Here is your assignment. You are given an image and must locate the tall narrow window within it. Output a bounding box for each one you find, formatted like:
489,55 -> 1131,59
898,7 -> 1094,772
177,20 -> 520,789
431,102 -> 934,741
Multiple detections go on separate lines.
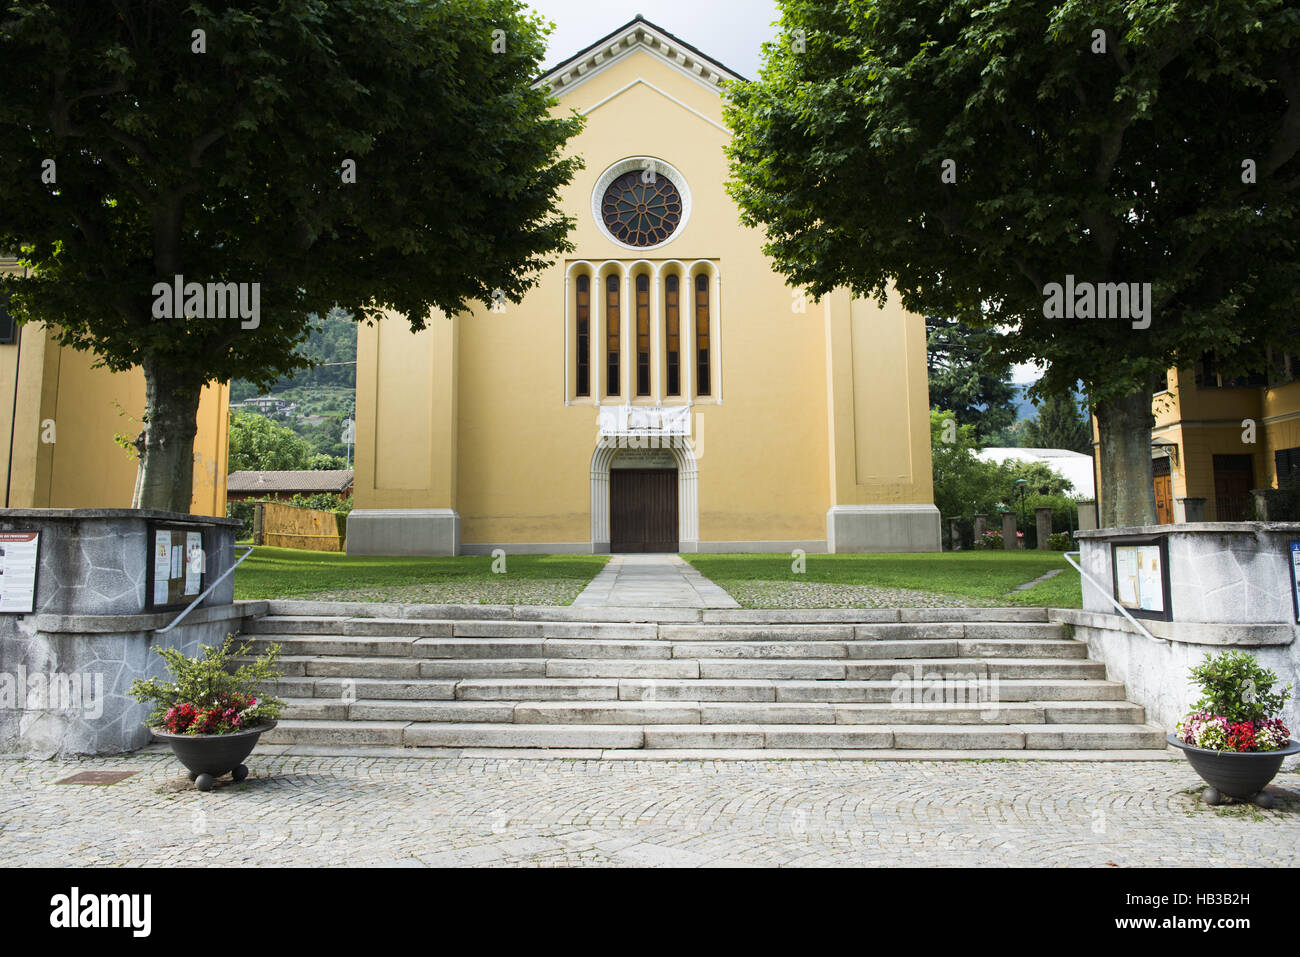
635,275 -> 650,396
575,275 -> 590,397
695,273 -> 710,397
606,274 -> 620,397
665,275 -> 680,396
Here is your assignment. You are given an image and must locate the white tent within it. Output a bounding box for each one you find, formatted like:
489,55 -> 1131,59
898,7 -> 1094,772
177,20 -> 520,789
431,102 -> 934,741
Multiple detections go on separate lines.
975,447 -> 1095,498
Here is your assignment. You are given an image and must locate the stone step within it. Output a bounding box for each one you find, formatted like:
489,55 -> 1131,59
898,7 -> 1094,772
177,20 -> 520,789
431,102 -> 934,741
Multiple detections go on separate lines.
256,603 -> 1054,624
242,635 -> 1086,662
241,619 -> 1067,643
254,653 -> 1104,682
259,719 -> 1164,750
267,674 -> 1131,704
279,697 -> 1145,727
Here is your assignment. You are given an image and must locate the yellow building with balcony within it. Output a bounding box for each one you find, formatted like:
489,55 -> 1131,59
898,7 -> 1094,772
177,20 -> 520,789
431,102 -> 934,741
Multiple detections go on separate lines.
347,17 -> 939,556
1095,354 -> 1300,524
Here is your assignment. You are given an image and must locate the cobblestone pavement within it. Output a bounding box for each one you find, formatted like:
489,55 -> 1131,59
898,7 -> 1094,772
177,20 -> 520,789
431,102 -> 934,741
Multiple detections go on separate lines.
716,579 -> 1011,608
2,754 -> 1297,867
297,578 -> 592,606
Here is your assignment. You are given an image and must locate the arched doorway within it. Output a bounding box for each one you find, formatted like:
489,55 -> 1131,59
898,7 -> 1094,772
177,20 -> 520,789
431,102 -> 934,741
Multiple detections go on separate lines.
590,440 -> 698,553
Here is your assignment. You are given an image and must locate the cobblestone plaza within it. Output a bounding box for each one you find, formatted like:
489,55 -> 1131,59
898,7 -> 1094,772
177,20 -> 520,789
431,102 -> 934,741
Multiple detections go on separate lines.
3,752 -> 1297,867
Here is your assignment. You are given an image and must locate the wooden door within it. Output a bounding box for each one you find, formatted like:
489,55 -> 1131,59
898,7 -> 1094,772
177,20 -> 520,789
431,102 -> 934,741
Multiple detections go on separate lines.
1152,458 -> 1174,525
1213,455 -> 1254,521
610,469 -> 678,553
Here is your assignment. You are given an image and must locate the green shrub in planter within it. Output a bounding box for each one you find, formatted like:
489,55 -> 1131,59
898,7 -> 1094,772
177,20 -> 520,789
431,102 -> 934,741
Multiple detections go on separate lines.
1046,532 -> 1072,551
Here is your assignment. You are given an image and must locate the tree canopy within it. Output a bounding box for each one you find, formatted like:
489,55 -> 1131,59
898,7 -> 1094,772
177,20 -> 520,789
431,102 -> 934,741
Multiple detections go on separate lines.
0,0 -> 582,510
1023,393 -> 1093,454
228,410 -> 312,473
926,315 -> 1019,445
726,0 -> 1300,526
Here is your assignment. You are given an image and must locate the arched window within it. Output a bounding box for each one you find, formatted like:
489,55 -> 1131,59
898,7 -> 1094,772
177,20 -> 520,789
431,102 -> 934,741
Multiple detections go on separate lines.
575,275 -> 590,397
665,275 -> 680,397
606,274 -> 620,397
695,273 -> 710,396
635,274 -> 650,396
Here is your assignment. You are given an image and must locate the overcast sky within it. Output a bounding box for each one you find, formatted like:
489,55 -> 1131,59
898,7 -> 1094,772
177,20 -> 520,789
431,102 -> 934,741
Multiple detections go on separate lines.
527,0 -> 782,79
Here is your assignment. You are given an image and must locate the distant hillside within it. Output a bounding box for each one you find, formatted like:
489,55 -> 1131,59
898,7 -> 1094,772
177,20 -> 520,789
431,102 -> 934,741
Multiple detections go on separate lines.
230,310 -> 357,402
229,310 -> 358,462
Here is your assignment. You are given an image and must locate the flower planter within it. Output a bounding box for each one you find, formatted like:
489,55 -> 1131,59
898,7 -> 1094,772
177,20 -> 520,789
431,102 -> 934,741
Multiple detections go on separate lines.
1166,734 -> 1300,805
151,722 -> 277,791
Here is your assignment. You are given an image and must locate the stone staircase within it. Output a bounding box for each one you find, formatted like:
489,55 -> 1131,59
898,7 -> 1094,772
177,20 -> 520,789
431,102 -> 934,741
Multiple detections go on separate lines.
236,604 -> 1168,758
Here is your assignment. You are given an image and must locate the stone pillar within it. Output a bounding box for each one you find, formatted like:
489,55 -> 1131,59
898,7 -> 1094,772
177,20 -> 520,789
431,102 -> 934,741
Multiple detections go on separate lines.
947,518 -> 962,550
252,502 -> 265,545
1076,499 -> 1097,532
1035,507 -> 1053,549
1177,497 -> 1207,523
973,514 -> 987,541
1001,511 -> 1017,550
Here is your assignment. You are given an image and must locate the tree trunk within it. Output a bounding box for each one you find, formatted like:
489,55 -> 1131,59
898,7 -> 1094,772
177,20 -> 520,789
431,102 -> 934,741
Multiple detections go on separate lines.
132,358 -> 203,513
1096,387 -> 1156,528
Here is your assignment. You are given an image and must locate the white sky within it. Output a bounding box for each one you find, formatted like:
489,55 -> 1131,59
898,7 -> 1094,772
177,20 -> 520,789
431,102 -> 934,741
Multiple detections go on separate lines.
526,0 -> 782,79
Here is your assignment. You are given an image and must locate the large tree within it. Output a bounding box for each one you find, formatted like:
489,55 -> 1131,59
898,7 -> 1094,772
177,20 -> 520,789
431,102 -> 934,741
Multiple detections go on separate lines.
227,410 -> 311,473
1023,392 -> 1093,454
725,0 -> 1300,526
0,0 -> 581,511
926,315 -> 1018,446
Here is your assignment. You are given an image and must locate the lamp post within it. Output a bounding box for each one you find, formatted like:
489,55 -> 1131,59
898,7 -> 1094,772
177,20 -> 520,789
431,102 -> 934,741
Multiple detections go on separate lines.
1015,479 -> 1027,549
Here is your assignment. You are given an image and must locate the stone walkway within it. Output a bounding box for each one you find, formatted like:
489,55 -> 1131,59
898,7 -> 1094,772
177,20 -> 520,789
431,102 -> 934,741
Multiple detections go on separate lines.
572,554 -> 738,608
2,753 -> 1296,866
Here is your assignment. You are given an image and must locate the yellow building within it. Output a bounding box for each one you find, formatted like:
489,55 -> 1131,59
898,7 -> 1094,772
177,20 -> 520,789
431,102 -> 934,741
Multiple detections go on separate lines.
0,257 -> 229,515
1093,354 -> 1300,523
349,17 -> 938,556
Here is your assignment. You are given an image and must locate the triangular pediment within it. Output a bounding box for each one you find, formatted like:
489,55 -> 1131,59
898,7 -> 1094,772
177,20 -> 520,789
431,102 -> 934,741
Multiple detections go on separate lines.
536,15 -> 745,98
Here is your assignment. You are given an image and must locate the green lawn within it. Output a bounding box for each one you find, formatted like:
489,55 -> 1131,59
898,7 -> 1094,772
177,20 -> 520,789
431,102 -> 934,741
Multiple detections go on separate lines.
233,547 -> 608,603
683,552 -> 1082,608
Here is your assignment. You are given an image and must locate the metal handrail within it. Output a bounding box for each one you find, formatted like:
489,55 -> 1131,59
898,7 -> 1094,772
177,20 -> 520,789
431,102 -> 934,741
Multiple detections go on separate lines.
154,545 -> 254,634
1062,550 -> 1166,645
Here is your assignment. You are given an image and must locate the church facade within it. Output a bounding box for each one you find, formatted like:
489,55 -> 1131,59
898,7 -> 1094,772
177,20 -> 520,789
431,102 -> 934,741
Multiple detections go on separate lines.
347,17 -> 939,556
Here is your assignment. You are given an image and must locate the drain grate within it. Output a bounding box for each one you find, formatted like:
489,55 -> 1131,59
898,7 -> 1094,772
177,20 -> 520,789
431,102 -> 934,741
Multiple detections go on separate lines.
54,770 -> 138,786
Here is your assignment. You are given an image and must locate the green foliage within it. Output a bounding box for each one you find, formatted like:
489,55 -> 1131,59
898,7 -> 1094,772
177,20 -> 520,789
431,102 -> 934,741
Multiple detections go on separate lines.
973,529 -> 1004,550
128,635 -> 284,732
1188,651 -> 1292,725
725,0 -> 1300,402
228,410 -> 312,472
307,453 -> 348,471
926,316 -> 1019,445
932,411 -> 1078,522
0,0 -> 583,507
725,0 -> 1300,524
288,493 -> 353,514
1023,393 -> 1093,454
226,500 -> 257,540
1046,532 -> 1073,551
931,410 -> 999,518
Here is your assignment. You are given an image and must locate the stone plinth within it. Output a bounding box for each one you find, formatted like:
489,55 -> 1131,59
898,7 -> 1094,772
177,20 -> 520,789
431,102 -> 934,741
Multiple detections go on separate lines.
825,505 -> 941,553
0,509 -> 244,757
1070,523 -> 1300,761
